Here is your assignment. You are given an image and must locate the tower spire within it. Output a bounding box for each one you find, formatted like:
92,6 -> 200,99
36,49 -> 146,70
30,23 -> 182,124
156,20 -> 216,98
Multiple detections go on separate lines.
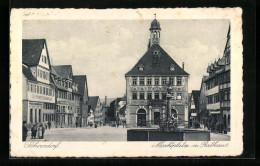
154,13 -> 156,19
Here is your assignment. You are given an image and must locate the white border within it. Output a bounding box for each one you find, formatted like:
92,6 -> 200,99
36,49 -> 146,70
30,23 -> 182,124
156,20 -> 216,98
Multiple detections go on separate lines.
10,8 -> 243,157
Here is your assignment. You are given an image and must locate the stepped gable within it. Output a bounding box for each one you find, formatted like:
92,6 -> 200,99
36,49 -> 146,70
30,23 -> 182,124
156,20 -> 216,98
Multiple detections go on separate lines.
125,44 -> 189,76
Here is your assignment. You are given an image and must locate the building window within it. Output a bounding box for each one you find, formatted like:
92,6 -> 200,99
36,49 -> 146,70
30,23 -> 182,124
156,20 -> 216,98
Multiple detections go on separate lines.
171,92 -> 175,99
170,77 -> 174,85
39,109 -> 41,122
35,109 -> 37,123
177,77 -> 182,86
224,91 -> 228,100
147,78 -> 152,85
132,77 -> 137,85
42,56 -> 44,62
177,92 -> 182,100
132,92 -> 137,100
147,92 -> 152,100
162,92 -> 167,100
43,87 -> 45,95
44,56 -> 47,63
155,78 -> 159,85
139,77 -> 144,85
46,88 -> 49,95
30,109 -> 33,123
37,86 -> 39,93
162,78 -> 167,85
139,92 -> 144,100
155,92 -> 159,99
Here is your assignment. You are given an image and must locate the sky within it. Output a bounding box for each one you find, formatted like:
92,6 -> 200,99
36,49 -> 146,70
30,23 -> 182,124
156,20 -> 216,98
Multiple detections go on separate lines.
23,19 -> 229,98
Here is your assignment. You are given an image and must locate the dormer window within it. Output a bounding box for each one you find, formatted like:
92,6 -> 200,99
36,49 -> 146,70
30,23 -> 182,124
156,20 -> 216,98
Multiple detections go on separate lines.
170,64 -> 175,71
138,64 -> 144,71
153,50 -> 159,55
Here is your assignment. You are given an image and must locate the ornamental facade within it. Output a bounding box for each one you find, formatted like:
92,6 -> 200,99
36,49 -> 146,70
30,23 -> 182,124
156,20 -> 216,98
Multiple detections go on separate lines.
125,17 -> 190,128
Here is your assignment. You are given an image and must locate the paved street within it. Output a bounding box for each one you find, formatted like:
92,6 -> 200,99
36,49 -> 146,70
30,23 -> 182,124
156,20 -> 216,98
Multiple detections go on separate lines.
26,126 -> 230,141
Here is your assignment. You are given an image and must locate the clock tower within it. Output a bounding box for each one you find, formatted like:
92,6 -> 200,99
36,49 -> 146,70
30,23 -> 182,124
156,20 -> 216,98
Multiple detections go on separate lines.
148,14 -> 161,48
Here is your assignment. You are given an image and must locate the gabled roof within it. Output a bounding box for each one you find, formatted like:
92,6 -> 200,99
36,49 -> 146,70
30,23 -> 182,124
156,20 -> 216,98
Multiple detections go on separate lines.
52,65 -> 73,79
73,75 -> 87,96
125,44 -> 189,76
22,65 -> 37,81
88,96 -> 99,110
191,90 -> 200,109
121,95 -> 126,101
119,105 -> 126,115
22,39 -> 46,66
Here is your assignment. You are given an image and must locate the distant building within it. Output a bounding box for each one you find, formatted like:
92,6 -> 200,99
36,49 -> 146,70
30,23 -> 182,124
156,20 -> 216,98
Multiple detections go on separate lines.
197,76 -> 208,128
107,96 -> 126,123
73,75 -> 89,126
51,65 -> 82,127
125,16 -> 189,128
88,96 -> 102,126
204,25 -> 230,132
22,39 -> 56,127
189,90 -> 200,127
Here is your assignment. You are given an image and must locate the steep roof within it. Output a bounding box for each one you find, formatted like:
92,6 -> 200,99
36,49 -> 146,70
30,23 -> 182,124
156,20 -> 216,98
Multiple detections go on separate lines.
88,96 -> 99,110
191,90 -> 200,109
52,65 -> 73,79
119,105 -> 126,115
22,65 -> 37,81
125,44 -> 189,76
73,75 -> 87,96
22,39 -> 46,66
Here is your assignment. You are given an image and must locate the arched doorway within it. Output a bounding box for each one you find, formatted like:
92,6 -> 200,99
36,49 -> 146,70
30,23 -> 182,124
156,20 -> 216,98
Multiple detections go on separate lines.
137,109 -> 146,127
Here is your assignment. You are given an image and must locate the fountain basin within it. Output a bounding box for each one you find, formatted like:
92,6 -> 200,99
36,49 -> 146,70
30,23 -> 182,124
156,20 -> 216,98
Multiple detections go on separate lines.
127,129 -> 210,141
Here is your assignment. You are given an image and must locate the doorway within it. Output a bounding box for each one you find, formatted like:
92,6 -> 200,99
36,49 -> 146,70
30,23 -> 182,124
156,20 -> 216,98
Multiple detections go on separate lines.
154,112 -> 160,125
137,109 -> 146,127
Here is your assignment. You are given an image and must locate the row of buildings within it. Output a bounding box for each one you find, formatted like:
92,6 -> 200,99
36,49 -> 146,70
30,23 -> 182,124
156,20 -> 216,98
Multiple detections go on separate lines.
22,39 -> 104,128
188,25 -> 231,133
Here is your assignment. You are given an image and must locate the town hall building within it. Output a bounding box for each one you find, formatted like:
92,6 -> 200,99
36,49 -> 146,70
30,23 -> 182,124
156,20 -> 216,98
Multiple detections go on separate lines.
125,16 -> 190,128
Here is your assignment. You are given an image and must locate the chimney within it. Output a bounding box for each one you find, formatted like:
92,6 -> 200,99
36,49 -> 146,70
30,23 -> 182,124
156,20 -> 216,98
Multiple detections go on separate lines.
182,62 -> 184,70
105,96 -> 107,105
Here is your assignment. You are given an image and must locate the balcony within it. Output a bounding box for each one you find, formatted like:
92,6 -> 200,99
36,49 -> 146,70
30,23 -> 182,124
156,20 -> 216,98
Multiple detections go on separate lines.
220,101 -> 230,108
205,86 -> 219,96
207,102 -> 220,110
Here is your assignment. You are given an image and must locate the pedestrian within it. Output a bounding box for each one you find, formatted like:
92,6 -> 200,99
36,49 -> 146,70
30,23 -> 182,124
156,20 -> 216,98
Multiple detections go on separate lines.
45,123 -> 48,130
22,121 -> 28,141
41,124 -> 45,139
48,120 -> 51,130
38,124 -> 42,139
76,121 -> 78,128
31,124 -> 37,139
122,121 -> 125,128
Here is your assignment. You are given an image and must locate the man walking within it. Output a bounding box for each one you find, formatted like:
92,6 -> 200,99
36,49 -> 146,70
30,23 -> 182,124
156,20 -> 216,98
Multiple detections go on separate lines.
42,123 -> 45,139
48,120 -> 51,130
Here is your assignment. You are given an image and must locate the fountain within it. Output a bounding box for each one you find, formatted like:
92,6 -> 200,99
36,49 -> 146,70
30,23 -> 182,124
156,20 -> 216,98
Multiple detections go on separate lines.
127,82 -> 210,141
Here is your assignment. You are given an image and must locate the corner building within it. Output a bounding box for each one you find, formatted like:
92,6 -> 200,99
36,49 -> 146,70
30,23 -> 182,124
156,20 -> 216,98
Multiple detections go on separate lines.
125,18 -> 189,128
